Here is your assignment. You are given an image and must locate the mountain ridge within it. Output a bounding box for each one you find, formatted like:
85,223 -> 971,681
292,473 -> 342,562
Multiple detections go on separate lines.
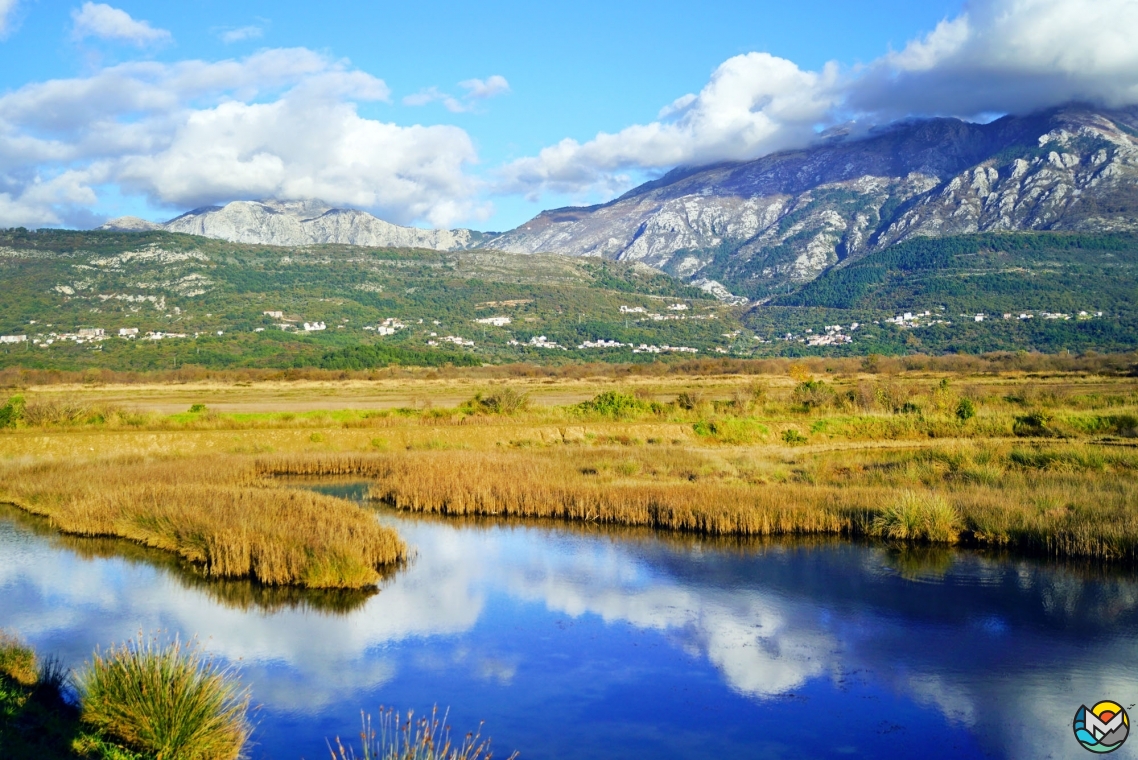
100,199 -> 492,251
484,105 -> 1138,299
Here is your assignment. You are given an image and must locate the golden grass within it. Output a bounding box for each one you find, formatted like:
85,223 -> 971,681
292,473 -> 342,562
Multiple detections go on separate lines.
0,631 -> 38,688
260,439 -> 1138,562
2,370 -> 1138,577
0,457 -> 405,588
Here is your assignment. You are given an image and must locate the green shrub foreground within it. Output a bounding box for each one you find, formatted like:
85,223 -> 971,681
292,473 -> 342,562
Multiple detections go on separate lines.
78,636 -> 250,760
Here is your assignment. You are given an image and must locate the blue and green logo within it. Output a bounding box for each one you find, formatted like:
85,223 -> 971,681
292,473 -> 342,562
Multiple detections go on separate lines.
1074,701 -> 1129,753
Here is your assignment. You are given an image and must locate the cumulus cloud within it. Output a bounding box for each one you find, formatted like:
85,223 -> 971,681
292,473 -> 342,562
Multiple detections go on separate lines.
0,48 -> 485,227
502,0 -> 1138,198
500,53 -> 837,198
218,25 -> 263,44
403,75 -> 510,113
71,2 -> 171,46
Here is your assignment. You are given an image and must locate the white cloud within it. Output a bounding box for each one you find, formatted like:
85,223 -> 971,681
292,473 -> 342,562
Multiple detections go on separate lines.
499,53 -> 837,197
404,75 -> 510,114
218,25 -> 263,44
502,0 -> 1138,198
71,2 -> 171,45
459,75 -> 510,100
0,0 -> 18,38
0,49 -> 485,228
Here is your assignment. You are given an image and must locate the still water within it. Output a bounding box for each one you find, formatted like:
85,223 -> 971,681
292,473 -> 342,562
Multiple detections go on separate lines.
2,484 -> 1136,759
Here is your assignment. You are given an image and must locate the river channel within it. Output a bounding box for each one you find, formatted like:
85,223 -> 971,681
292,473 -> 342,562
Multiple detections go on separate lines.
2,482 -> 1136,759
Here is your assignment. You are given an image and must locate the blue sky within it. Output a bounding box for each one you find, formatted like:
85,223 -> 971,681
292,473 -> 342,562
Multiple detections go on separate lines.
0,0 -> 1133,231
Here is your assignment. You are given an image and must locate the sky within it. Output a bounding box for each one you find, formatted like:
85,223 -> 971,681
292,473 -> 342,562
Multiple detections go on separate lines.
0,0 -> 1136,232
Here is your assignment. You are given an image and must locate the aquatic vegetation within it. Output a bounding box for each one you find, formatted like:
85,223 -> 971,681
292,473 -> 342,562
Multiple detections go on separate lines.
78,635 -> 250,760
329,705 -> 517,760
872,491 -> 960,543
261,439 -> 1138,562
0,457 -> 406,588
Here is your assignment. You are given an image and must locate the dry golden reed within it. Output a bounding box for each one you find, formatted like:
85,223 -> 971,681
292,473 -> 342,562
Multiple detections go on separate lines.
259,441 -> 1138,563
0,457 -> 405,588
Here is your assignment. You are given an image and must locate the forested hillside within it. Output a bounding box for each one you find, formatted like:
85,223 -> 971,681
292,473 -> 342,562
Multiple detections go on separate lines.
0,228 -> 1134,370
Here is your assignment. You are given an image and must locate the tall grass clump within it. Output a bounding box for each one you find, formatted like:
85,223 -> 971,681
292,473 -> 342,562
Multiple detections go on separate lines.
329,705 -> 517,760
78,635 -> 250,760
872,491 -> 960,543
0,630 -> 38,687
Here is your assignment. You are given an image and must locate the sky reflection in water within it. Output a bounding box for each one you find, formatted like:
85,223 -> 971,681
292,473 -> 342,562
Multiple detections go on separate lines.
2,488 -> 1137,759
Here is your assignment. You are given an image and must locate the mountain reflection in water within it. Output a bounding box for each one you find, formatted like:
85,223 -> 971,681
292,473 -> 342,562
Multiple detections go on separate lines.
2,487 -> 1137,760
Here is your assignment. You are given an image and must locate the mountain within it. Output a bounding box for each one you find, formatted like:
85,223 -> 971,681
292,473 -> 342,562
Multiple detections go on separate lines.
485,106 -> 1138,300
99,199 -> 493,251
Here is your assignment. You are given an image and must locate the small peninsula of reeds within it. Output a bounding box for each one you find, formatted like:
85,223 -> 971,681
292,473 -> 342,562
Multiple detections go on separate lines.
0,457 -> 405,589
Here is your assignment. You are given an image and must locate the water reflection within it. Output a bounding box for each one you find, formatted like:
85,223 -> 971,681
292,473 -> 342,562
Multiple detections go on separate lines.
3,491 -> 1138,759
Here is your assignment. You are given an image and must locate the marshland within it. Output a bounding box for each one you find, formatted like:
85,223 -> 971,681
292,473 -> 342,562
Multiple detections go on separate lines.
3,356 -> 1138,758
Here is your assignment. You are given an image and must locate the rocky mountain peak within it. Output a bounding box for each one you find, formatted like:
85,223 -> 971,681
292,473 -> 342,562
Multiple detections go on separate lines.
100,199 -> 489,251
484,104 -> 1138,301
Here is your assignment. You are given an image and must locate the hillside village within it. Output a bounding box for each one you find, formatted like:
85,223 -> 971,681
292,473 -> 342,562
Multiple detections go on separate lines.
0,300 -> 1110,360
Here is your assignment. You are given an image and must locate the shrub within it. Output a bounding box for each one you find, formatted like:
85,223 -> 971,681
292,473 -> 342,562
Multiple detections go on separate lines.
872,491 -> 960,543
463,388 -> 529,415
577,391 -> 647,419
792,380 -> 835,410
955,398 -> 976,422
692,417 -> 768,445
329,705 -> 517,760
1013,409 -> 1063,437
188,404 -> 207,413
675,391 -> 703,411
0,395 -> 25,428
781,429 -> 809,446
78,635 -> 250,760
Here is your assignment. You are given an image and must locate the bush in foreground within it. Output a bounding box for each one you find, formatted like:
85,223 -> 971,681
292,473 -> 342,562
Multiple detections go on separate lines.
78,635 -> 250,760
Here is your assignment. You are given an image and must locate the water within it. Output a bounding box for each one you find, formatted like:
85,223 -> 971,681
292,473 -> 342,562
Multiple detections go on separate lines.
3,485 -> 1137,759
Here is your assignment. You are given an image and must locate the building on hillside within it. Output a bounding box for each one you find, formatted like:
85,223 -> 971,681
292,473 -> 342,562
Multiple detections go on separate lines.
119,327 -> 139,337
303,322 -> 326,332
0,335 -> 27,344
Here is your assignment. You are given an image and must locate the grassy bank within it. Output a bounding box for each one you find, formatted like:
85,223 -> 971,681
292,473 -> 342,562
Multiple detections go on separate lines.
0,458 -> 405,588
259,438 -> 1138,562
1,367 -> 1137,570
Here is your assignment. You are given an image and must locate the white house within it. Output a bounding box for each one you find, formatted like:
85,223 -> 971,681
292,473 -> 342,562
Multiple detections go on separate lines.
303,322 -> 326,332
119,327 -> 139,337
0,335 -> 27,344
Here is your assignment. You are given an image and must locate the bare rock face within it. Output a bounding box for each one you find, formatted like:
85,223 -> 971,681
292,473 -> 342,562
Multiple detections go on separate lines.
484,106 -> 1138,299
100,199 -> 488,251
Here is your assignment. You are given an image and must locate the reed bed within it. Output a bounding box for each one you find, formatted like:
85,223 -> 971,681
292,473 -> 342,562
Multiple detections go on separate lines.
0,457 -> 406,588
259,440 -> 1138,562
